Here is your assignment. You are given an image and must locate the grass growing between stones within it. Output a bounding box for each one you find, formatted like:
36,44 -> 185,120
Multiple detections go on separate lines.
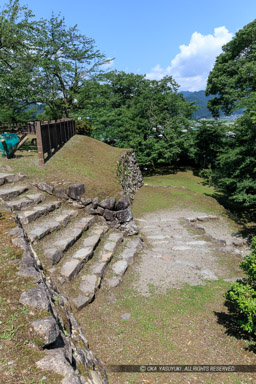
0,211 -> 63,384
0,135 -> 127,199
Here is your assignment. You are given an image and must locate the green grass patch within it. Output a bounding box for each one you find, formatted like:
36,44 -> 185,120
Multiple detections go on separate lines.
144,170 -> 215,196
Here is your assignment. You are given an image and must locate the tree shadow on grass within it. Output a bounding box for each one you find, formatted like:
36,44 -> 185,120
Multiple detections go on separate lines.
142,165 -> 193,177
214,310 -> 256,352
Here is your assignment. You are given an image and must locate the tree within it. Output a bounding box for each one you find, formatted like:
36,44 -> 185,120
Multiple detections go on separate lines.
74,71 -> 196,168
0,0 -> 108,119
205,19 -> 256,210
206,19 -> 256,118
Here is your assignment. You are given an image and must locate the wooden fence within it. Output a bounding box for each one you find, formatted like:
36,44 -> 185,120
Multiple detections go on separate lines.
36,119 -> 76,164
0,121 -> 37,134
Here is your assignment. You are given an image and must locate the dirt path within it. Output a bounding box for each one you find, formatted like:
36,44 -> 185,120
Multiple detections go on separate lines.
134,209 -> 249,295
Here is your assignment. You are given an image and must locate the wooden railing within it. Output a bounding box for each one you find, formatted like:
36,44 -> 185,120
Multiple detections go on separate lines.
36,119 -> 76,164
0,121 -> 37,134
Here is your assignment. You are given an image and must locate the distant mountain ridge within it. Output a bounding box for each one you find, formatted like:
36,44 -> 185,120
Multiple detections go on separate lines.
181,90 -> 218,119
181,90 -> 243,120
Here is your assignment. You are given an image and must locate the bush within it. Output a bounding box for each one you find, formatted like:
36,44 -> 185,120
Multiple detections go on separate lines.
224,238 -> 256,337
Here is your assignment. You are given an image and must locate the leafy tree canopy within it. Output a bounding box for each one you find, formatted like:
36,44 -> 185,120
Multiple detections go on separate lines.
0,0 -> 108,119
206,19 -> 256,118
73,71 -> 197,167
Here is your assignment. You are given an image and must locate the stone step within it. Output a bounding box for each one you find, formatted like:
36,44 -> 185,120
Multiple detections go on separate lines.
60,224 -> 109,281
71,231 -> 124,310
105,236 -> 143,288
27,209 -> 78,243
0,172 -> 26,186
43,215 -> 96,265
4,192 -> 46,211
18,201 -> 62,224
0,185 -> 29,200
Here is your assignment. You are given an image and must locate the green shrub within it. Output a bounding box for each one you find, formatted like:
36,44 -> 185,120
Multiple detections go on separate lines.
224,237 -> 256,337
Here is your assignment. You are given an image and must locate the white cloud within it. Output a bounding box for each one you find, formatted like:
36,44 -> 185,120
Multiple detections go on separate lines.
146,27 -> 233,91
101,58 -> 115,70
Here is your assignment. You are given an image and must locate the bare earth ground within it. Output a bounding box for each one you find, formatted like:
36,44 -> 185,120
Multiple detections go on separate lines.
77,180 -> 256,384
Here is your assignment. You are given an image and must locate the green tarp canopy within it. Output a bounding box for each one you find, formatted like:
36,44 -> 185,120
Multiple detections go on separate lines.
0,133 -> 20,157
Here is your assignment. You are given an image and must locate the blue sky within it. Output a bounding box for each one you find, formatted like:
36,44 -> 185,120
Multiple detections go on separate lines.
3,0 -> 256,91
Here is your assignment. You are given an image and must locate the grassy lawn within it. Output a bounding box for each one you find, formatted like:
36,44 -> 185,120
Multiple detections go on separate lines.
0,135 -> 127,199
133,170 -> 225,218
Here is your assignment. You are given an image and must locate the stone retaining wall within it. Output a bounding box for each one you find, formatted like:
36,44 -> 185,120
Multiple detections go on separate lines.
117,149 -> 144,200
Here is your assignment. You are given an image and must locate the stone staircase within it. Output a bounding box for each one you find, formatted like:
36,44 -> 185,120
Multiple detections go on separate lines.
0,171 -> 142,312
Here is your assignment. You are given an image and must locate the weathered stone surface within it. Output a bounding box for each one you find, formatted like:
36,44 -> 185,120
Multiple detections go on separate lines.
68,184 -> 85,200
96,206 -> 104,215
54,188 -> 69,199
98,197 -> 116,210
83,234 -> 101,248
0,185 -> 29,200
116,207 -> 133,223
19,250 -> 36,268
121,248 -> 137,265
72,295 -> 91,310
112,260 -> 128,275
32,316 -> 59,346
106,277 -> 120,288
36,349 -> 82,384
103,209 -> 115,221
80,197 -> 92,206
120,219 -> 138,235
35,182 -> 54,194
61,259 -> 82,280
197,215 -> 218,221
92,197 -> 99,209
172,245 -> 192,251
73,247 -> 93,260
19,284 -> 50,311
18,267 -> 40,282
90,262 -> 105,276
18,201 -> 61,224
115,197 -> 130,211
44,248 -> 63,265
121,313 -> 131,321
28,223 -> 60,242
8,226 -> 23,237
80,274 -> 100,296
101,252 -> 112,263
117,150 -> 144,200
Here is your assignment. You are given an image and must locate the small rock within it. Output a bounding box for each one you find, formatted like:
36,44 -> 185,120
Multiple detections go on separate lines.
121,313 -> 131,321
54,188 -> 69,199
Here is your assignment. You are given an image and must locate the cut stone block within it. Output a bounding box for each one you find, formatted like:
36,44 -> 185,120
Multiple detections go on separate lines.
44,248 -> 63,265
68,184 -> 85,199
61,259 -> 82,280
79,274 -> 100,296
18,201 -> 61,224
0,185 -> 29,200
28,222 -> 61,242
112,260 -> 128,276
